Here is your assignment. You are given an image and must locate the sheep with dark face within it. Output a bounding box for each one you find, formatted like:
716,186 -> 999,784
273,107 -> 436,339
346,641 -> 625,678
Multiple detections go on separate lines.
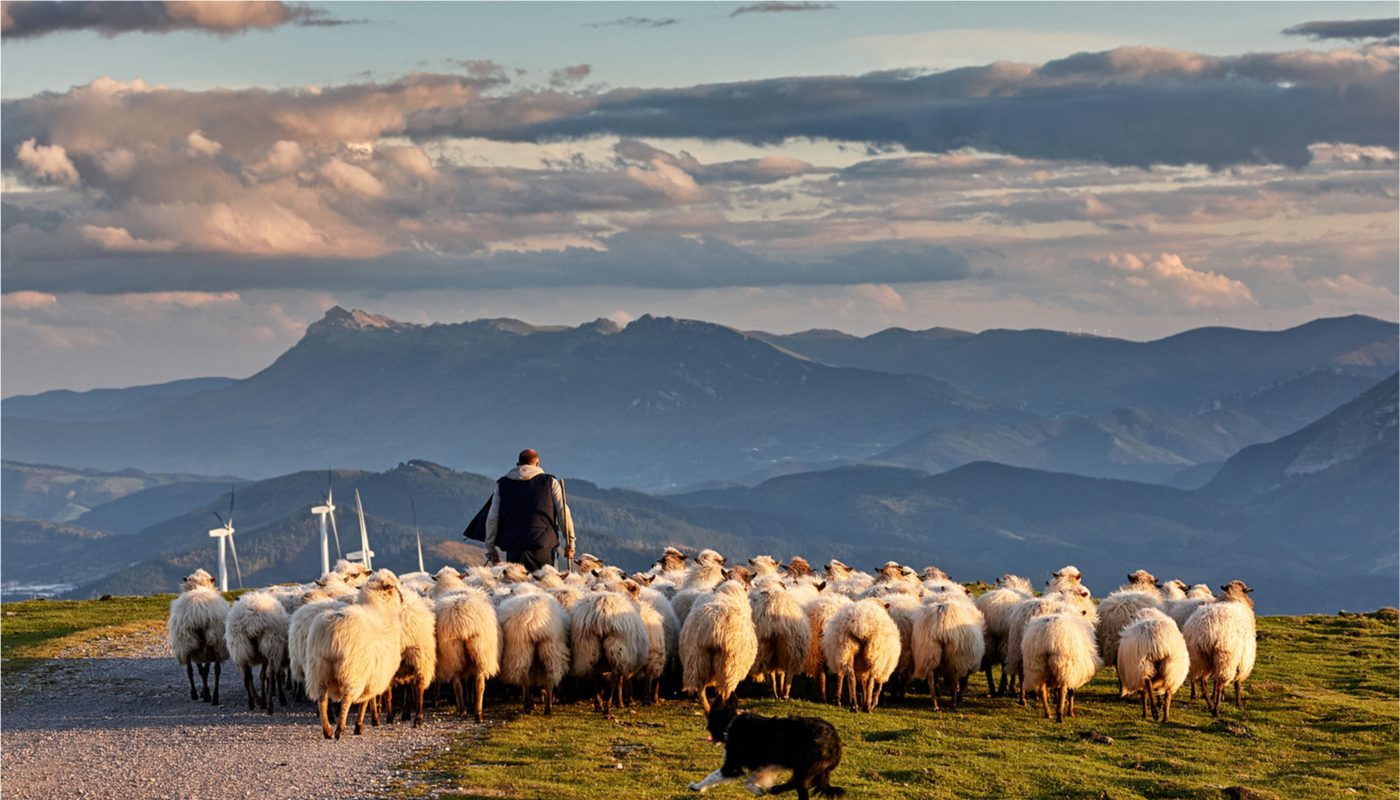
1184,580 -> 1257,717
167,569 -> 230,705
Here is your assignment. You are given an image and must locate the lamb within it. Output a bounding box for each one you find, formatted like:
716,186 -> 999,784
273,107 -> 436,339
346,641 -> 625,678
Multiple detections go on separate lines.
1096,570 -> 1164,687
167,569 -> 230,705
334,559 -> 373,587
680,580 -> 758,712
1021,610 -> 1102,723
823,598 -> 901,713
497,591 -> 571,713
304,569 -> 406,739
1117,607 -> 1189,723
803,592 -> 852,703
974,574 -> 1034,696
224,590 -> 290,713
912,595 -> 986,710
384,588 -> 437,727
434,587 -> 501,722
1183,580 -> 1257,717
748,582 -> 811,700
570,585 -> 651,716
574,552 -> 605,575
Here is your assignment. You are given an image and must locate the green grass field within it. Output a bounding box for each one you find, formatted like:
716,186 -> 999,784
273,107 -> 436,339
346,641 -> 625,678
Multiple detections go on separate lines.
2,599 -> 1394,800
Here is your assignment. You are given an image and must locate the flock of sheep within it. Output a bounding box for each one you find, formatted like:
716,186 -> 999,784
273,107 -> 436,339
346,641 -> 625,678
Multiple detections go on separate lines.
166,547 -> 1257,739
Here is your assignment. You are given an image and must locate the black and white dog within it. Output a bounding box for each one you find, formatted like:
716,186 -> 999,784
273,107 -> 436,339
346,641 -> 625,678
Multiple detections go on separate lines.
689,703 -> 845,799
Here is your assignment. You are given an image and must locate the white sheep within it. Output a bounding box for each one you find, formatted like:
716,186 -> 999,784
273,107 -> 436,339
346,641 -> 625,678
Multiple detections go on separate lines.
912,595 -> 986,710
225,590 -> 290,714
680,579 -> 757,713
671,550 -> 727,627
399,571 -> 435,597
1167,583 -> 1216,631
430,566 -> 469,598
497,591 -> 570,713
305,569 -> 406,739
1004,587 -> 1095,705
1184,580 -> 1257,717
974,574 -> 1033,696
167,569 -> 230,705
823,597 -> 901,713
803,592 -> 852,704
384,588 -> 437,727
1117,607 -> 1190,723
881,593 -> 922,700
570,585 -> 650,716
1046,565 -> 1083,593
1096,569 -> 1164,687
1021,610 -> 1102,723
748,582 -> 811,700
287,588 -> 343,692
435,587 -> 501,722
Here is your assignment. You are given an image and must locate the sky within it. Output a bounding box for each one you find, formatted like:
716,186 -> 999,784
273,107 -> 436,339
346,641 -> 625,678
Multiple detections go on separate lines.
2,1 -> 1397,395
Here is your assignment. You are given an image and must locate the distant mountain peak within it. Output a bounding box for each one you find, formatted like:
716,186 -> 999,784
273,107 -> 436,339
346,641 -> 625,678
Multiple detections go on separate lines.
309,306 -> 408,335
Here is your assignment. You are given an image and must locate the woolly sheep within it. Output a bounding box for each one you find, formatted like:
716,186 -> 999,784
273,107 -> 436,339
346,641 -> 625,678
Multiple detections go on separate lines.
747,555 -> 782,577
1184,580 -> 1257,716
680,580 -> 757,713
671,550 -> 727,627
630,585 -> 671,704
1046,565 -> 1083,593
167,569 -> 230,705
1005,590 -> 1094,705
881,593 -> 922,698
225,590 -> 290,714
974,574 -> 1033,696
384,588 -> 437,727
823,597 -> 901,713
913,594 -> 986,710
570,586 -> 650,716
430,566 -> 469,598
1117,607 -> 1189,723
305,569 -> 406,739
497,592 -> 570,713
1021,610 -> 1102,723
288,589 -> 343,690
803,592 -> 853,703
1096,569 -> 1164,687
435,587 -> 501,722
748,582 -> 811,700
399,571 -> 435,597
1167,583 -> 1215,630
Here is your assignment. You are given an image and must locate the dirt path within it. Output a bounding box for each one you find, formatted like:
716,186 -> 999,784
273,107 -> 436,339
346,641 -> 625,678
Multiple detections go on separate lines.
1,626 -> 464,800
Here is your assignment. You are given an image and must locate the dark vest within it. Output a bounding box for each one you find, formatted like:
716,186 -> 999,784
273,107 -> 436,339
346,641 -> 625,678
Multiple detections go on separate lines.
495,473 -> 559,552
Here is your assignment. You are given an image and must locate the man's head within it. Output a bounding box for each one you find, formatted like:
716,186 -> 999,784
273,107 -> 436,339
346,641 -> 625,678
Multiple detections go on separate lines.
517,448 -> 540,466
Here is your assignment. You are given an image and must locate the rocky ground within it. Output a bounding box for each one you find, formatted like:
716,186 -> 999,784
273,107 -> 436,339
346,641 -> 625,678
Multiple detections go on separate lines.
1,625 -> 465,800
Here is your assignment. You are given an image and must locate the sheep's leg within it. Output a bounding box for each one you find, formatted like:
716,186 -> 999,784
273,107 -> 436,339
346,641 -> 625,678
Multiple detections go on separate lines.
544,685 -> 555,715
212,660 -> 221,705
929,673 -> 940,711
196,663 -> 211,701
1210,679 -> 1223,717
368,696 -> 381,727
186,662 -> 199,700
432,680 -> 443,709
951,675 -> 962,709
277,670 -> 288,706
383,686 -> 395,726
259,664 -> 275,715
816,671 -> 827,704
335,696 -> 352,740
1054,686 -> 1066,724
1039,685 -> 1051,719
474,674 -> 486,723
1233,680 -> 1243,711
354,700 -> 371,735
243,665 -> 257,710
451,678 -> 465,717
318,692 -> 334,739
521,685 -> 533,713
1067,688 -> 1077,717
829,672 -> 842,706
1142,678 -> 1156,720
984,662 -> 996,697
698,684 -> 711,714
1162,689 -> 1173,723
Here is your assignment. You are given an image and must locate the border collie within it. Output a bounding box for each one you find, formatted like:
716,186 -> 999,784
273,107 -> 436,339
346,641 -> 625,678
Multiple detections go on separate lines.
689,704 -> 845,799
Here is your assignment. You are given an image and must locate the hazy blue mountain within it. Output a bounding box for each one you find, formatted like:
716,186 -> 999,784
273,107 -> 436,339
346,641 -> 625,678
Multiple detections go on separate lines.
1,309 -> 1009,491
1,460 -> 241,523
755,315 -> 1397,416
1,517 -> 114,590
1,377 -> 234,422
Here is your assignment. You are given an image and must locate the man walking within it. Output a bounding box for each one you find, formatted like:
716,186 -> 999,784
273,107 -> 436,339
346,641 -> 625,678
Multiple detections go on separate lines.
484,448 -> 575,570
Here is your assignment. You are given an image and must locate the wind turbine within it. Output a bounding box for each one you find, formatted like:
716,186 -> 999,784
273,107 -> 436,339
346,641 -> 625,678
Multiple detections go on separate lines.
410,494 -> 425,574
347,489 -> 374,569
208,488 -> 243,593
310,474 -> 341,576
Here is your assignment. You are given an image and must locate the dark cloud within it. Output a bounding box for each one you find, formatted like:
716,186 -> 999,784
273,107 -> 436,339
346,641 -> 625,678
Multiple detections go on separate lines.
730,2 -> 835,17
585,16 -> 678,29
1,232 -> 971,294
1282,18 -> 1399,41
0,1 -> 354,40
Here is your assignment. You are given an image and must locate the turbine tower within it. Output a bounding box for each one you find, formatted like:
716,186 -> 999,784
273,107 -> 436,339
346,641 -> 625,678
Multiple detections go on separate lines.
347,488 -> 374,569
207,488 -> 243,593
310,475 -> 341,576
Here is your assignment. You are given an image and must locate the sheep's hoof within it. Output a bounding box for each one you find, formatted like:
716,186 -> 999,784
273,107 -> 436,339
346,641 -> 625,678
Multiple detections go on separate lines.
354,724 -> 363,735
412,717 -> 421,728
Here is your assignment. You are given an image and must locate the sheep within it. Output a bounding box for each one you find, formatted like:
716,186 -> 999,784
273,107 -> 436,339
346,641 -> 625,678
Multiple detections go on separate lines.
680,580 -> 758,713
881,593 -> 922,699
1004,589 -> 1094,705
574,552 -> 605,575
1096,570 -> 1165,687
430,566 -> 469,598
823,598 -> 901,713
383,588 -> 437,727
305,569 -> 406,739
570,585 -> 651,716
334,559 -> 373,587
1117,607 -> 1190,723
315,571 -> 357,601
532,564 -> 566,588
225,590 -> 290,714
1167,583 -> 1216,631
434,587 -> 501,722
498,562 -> 531,584
497,591 -> 571,713
974,574 -> 1034,696
399,571 -> 435,598
1046,565 -> 1083,593
803,592 -> 852,704
824,559 -> 874,598
1021,610 -> 1102,723
912,595 -> 986,710
1184,580 -> 1257,717
671,549 -> 728,627
748,555 -> 782,577
288,589 -> 344,692
629,584 -> 672,704
1161,579 -> 1188,602
922,566 -> 950,582
748,582 -> 811,700
167,569 -> 230,705
785,556 -> 815,579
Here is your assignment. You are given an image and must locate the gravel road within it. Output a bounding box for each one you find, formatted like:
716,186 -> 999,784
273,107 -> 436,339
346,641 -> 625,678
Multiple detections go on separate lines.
1,625 -> 465,800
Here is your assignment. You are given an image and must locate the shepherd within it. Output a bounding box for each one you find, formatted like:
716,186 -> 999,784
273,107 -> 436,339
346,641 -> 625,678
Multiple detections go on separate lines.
483,448 -> 576,571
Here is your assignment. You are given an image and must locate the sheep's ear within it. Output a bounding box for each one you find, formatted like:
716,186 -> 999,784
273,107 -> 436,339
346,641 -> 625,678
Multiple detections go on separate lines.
1244,587 -> 1254,593
815,581 -> 827,592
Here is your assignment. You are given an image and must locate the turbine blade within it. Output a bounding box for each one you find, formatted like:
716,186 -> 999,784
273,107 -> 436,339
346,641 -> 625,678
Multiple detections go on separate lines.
228,486 -> 236,526
416,530 -> 425,574
329,507 -> 342,558
212,510 -> 226,527
228,534 -> 243,589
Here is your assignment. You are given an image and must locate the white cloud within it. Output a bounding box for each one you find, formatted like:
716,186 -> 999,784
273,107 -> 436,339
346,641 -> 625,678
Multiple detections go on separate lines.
186,129 -> 223,158
1,290 -> 58,310
14,138 -> 79,184
1104,252 -> 1257,310
80,225 -> 177,253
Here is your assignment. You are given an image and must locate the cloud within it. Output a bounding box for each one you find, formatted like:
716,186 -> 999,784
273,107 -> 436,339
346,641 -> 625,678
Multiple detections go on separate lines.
585,16 -> 678,29
0,1 -> 355,40
1,290 -> 57,310
109,290 -> 242,310
14,138 -> 79,184
549,64 -> 592,89
1282,18 -> 1399,41
79,224 -> 176,253
185,129 -> 222,158
1103,252 -> 1256,311
730,2 -> 834,17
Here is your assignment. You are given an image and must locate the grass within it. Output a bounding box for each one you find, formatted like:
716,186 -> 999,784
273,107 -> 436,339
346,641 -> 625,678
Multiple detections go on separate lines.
1,597 -> 1393,800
